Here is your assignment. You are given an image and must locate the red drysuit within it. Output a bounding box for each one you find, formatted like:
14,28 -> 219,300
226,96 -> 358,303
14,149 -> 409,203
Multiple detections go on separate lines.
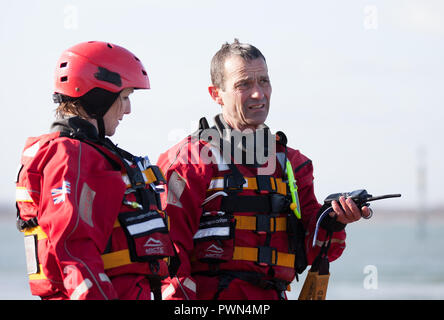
158,115 -> 346,300
16,117 -> 175,299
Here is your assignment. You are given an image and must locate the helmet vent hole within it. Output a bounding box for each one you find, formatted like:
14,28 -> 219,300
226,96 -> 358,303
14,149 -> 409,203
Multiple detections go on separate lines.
134,56 -> 140,62
60,62 -> 68,68
60,76 -> 68,82
142,70 -> 147,76
107,43 -> 113,49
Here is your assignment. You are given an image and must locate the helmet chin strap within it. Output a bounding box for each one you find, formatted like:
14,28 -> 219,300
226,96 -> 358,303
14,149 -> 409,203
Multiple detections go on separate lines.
53,88 -> 120,139
96,116 -> 106,140
78,88 -> 121,140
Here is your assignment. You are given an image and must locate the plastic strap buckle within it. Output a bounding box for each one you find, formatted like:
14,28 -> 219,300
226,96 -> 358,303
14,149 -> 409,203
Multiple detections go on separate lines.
255,215 -> 276,234
150,166 -> 166,184
256,175 -> 276,194
224,174 -> 244,191
256,246 -> 277,266
127,166 -> 146,189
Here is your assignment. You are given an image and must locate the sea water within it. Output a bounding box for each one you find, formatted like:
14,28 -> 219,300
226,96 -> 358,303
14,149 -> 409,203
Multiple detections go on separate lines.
289,216 -> 444,300
1,214 -> 443,300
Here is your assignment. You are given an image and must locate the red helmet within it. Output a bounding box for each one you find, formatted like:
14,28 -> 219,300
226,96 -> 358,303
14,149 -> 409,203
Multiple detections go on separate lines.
54,41 -> 150,98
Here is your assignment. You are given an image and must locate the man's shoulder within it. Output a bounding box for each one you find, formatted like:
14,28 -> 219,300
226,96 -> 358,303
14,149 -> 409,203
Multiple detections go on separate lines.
283,145 -> 315,184
157,132 -> 212,172
285,145 -> 311,165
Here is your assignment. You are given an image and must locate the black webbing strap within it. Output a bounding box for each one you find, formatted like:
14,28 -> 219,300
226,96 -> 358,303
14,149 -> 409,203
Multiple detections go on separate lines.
148,277 -> 162,300
311,228 -> 333,275
220,194 -> 289,214
225,163 -> 246,189
293,159 -> 312,174
195,270 -> 288,300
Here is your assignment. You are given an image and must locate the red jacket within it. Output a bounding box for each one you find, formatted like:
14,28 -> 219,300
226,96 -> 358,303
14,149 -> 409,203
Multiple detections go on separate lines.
16,117 -> 175,299
157,115 -> 346,300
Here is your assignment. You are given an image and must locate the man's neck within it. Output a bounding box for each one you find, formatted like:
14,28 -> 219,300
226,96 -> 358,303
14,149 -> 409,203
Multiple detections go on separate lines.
221,114 -> 262,132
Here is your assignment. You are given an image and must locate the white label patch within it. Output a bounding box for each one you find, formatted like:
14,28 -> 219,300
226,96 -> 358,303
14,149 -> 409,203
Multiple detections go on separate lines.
126,218 -> 165,236
193,227 -> 230,240
166,171 -> 186,208
24,235 -> 38,274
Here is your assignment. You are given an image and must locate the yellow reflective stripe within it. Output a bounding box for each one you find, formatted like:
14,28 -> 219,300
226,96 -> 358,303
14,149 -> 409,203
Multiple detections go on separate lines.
28,264 -> 47,281
208,177 -> 287,195
122,167 -> 163,189
24,226 -> 48,240
234,216 -> 287,232
101,249 -> 131,270
232,246 -> 295,268
16,187 -> 34,203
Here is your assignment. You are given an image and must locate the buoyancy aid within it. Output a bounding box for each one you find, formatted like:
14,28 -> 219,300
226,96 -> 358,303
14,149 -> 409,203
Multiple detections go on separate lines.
189,117 -> 309,292
16,117 -> 178,299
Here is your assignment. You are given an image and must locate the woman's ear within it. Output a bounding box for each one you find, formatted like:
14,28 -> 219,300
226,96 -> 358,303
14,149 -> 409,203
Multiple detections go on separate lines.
208,85 -> 223,105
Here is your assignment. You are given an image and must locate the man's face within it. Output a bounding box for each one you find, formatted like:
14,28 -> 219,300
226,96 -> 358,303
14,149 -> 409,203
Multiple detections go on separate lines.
210,56 -> 272,131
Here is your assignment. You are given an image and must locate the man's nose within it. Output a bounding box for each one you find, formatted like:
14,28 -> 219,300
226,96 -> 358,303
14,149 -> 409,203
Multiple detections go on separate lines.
251,82 -> 264,99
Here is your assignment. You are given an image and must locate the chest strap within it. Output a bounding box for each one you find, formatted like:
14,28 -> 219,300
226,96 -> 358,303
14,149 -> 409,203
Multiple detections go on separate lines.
121,166 -> 165,189
234,215 -> 287,233
233,246 -> 295,268
208,176 -> 287,195
220,194 -> 289,214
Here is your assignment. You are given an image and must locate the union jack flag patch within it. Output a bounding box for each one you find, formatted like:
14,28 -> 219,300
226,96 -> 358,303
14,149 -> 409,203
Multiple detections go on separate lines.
51,181 -> 71,204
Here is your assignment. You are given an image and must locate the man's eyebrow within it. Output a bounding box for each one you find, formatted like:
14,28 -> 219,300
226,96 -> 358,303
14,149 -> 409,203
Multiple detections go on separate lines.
234,77 -> 251,84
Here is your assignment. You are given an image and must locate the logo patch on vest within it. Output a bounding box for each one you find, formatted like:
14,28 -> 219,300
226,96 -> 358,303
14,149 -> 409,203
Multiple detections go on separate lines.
204,243 -> 224,259
143,237 -> 164,255
144,237 -> 162,247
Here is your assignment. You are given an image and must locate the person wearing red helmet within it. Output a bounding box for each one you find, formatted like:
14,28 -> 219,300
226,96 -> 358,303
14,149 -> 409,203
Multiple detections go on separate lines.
16,41 -> 178,300
157,39 -> 371,300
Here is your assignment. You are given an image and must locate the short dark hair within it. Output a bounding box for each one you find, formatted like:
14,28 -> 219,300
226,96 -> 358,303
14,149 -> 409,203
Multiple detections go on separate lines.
210,39 -> 266,90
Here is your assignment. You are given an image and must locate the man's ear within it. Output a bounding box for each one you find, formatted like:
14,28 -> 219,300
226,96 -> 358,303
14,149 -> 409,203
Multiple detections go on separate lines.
208,85 -> 224,105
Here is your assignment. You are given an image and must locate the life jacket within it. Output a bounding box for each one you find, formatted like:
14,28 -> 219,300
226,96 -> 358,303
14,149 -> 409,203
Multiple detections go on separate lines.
189,118 -> 308,292
16,129 -> 179,298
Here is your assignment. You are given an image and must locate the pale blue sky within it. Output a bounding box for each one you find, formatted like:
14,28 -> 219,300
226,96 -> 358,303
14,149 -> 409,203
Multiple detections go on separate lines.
1,0 -> 443,210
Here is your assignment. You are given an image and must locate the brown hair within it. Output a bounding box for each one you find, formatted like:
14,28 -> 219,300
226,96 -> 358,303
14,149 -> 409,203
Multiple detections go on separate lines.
210,39 -> 266,90
55,100 -> 89,119
54,88 -> 120,119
